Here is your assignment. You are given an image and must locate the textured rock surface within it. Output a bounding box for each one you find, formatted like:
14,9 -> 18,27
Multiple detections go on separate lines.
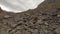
0,0 -> 60,34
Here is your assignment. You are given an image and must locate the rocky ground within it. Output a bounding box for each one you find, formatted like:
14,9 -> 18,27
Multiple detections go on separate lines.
0,0 -> 60,34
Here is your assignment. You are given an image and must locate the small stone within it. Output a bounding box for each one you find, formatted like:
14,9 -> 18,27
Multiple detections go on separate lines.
4,15 -> 11,18
57,15 -> 60,17
45,22 -> 49,25
55,27 -> 60,34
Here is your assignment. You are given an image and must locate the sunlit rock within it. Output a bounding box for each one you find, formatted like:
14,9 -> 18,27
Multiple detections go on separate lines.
0,0 -> 44,13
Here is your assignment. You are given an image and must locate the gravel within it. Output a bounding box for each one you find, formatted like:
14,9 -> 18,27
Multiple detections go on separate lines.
0,0 -> 60,34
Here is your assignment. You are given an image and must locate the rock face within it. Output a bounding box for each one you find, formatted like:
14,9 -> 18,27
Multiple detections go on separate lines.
0,0 -> 60,34
0,0 -> 44,13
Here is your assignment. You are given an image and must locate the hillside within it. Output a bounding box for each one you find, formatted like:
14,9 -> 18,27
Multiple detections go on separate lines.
0,0 -> 60,34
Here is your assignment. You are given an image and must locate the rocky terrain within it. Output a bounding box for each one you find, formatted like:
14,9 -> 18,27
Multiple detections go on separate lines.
0,0 -> 60,34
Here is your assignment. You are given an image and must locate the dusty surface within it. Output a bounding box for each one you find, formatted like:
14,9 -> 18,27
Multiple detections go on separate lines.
0,0 -> 60,34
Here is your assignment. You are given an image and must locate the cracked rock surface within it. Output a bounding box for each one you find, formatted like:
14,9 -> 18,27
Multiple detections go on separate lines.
0,0 -> 60,34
